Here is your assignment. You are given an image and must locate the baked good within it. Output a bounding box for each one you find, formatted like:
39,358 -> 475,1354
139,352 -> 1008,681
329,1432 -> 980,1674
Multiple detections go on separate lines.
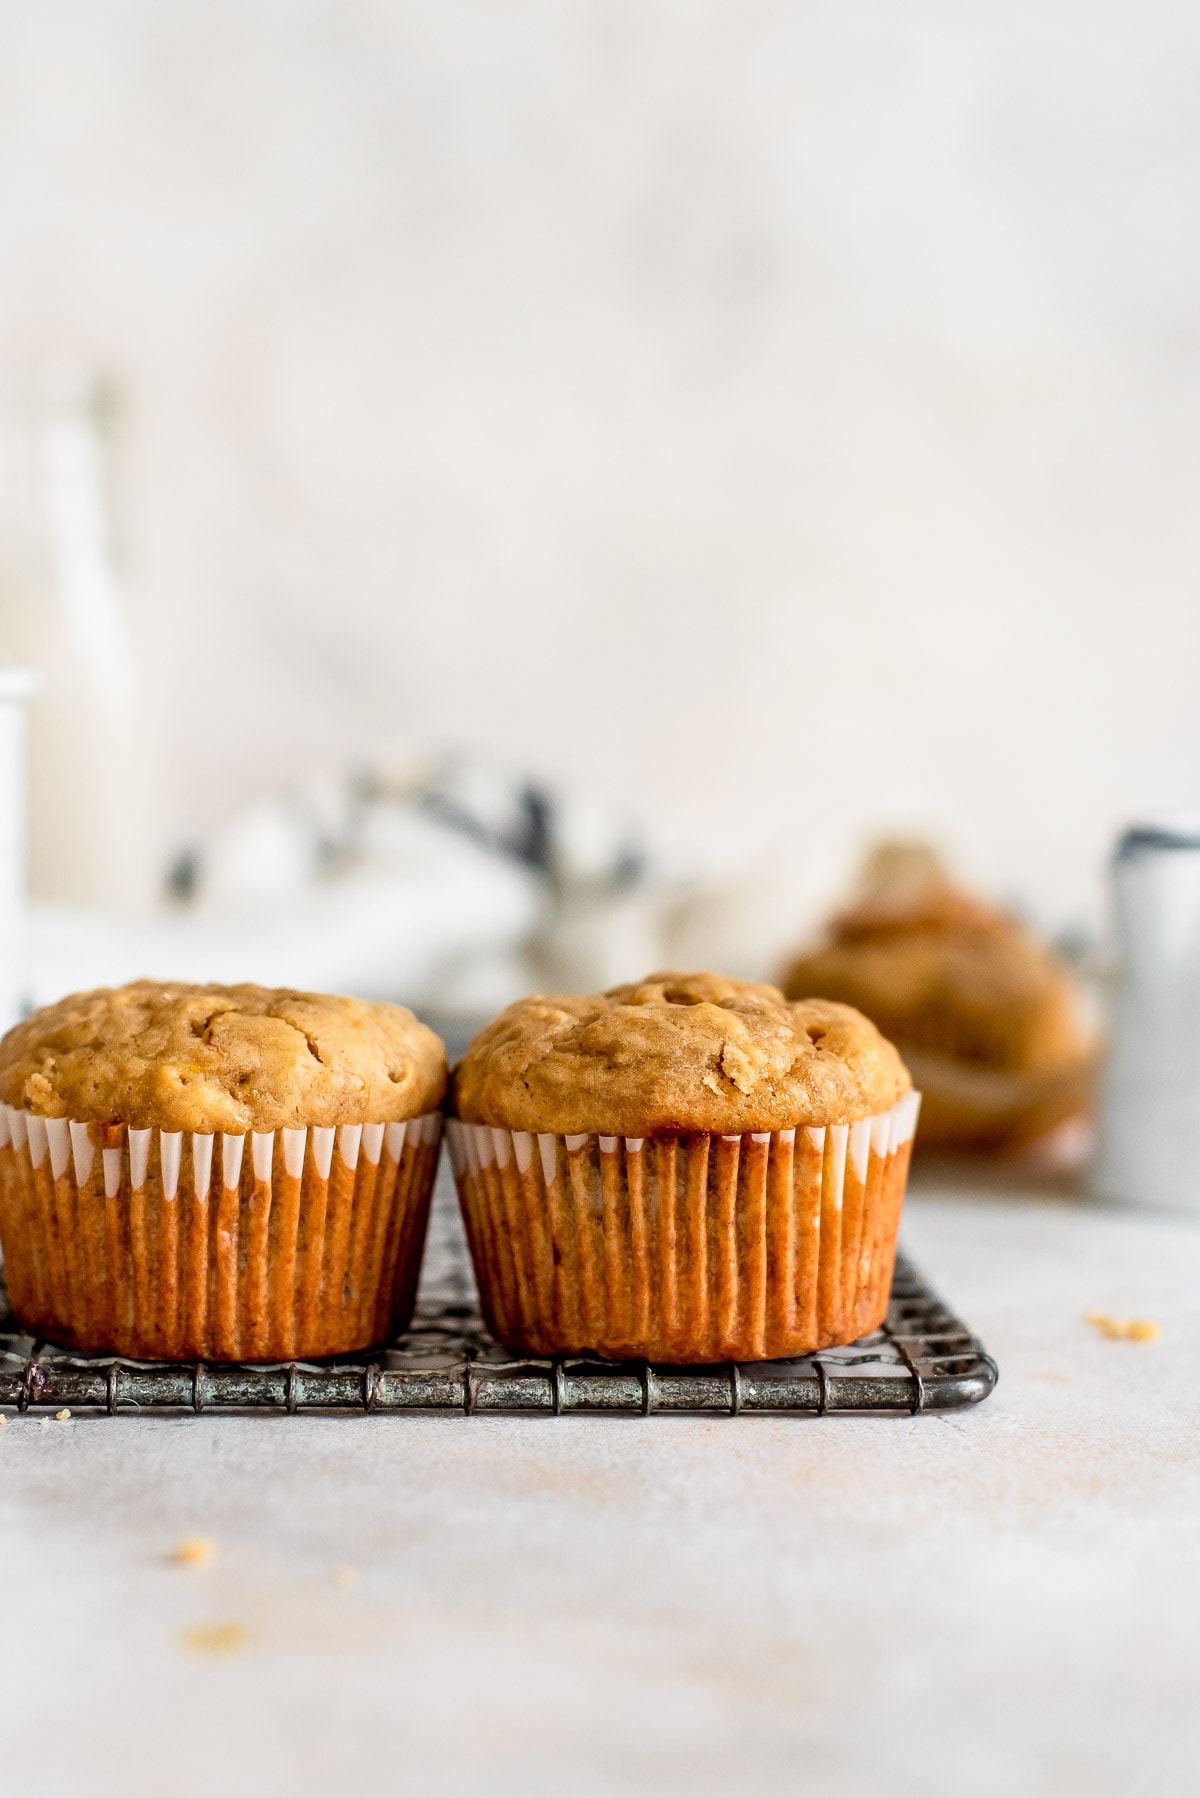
451,970 -> 909,1135
781,842 -> 1094,1151
448,971 -> 919,1362
0,981 -> 446,1132
0,981 -> 447,1360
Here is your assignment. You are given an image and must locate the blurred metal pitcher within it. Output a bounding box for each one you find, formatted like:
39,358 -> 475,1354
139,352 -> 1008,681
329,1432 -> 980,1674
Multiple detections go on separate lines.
1094,816 -> 1200,1212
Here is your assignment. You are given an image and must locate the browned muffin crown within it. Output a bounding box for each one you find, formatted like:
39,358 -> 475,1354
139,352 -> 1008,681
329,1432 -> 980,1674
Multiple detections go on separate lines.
780,842 -> 1094,1150
0,981 -> 447,1133
451,970 -> 910,1136
782,848 -> 1087,1075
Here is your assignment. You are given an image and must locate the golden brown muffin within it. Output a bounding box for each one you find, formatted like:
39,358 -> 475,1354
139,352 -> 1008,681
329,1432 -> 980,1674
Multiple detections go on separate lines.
781,843 -> 1094,1151
448,971 -> 919,1363
0,980 -> 446,1133
0,981 -> 447,1361
451,970 -> 909,1138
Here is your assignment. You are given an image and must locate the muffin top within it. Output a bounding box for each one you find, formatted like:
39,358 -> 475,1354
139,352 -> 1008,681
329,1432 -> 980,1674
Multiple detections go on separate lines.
782,845 -> 1089,1075
451,970 -> 910,1135
0,981 -> 447,1133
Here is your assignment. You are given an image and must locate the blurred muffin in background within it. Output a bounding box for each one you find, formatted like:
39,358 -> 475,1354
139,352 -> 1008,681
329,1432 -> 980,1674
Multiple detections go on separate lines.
780,842 -> 1096,1152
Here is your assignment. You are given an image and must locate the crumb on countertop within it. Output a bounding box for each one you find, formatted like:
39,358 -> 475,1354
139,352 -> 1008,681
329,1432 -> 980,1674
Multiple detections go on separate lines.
1084,1311 -> 1162,1342
333,1565 -> 359,1588
172,1536 -> 216,1567
179,1623 -> 247,1656
55,1408 -> 71,1422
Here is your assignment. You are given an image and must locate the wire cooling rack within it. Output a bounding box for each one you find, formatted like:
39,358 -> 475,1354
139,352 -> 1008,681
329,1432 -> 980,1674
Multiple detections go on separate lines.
0,1169 -> 997,1418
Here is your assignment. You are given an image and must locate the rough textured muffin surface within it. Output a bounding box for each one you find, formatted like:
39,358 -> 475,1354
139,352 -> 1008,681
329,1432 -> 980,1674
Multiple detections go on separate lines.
451,970 -> 910,1135
0,981 -> 447,1132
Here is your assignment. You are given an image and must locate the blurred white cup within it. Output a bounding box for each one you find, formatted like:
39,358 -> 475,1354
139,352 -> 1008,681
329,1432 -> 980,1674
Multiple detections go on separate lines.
1094,814 -> 1200,1212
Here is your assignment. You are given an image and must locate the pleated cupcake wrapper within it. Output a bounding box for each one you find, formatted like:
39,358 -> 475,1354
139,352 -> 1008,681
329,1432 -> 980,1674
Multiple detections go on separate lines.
0,1107 -> 443,1361
446,1091 -> 920,1363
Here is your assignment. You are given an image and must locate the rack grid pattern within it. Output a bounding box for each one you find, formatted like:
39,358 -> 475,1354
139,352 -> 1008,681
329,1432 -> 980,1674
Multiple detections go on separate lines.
0,1231 -> 997,1416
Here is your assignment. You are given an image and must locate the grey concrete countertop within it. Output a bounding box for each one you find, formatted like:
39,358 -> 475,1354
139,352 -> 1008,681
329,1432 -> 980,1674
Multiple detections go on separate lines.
1,1184 -> 1196,1798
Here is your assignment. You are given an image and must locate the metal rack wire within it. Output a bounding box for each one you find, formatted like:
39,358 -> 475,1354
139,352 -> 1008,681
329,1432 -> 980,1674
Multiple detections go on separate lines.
0,1180 -> 997,1417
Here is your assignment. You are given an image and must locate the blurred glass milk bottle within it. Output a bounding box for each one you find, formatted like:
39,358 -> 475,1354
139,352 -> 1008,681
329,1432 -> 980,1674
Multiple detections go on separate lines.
1093,817 -> 1200,1212
0,670 -> 35,1028
0,361 -> 160,915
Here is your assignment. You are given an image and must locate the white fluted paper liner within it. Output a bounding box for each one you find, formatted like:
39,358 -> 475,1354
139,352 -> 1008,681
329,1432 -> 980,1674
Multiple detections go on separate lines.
446,1091 -> 920,1362
0,1107 -> 442,1361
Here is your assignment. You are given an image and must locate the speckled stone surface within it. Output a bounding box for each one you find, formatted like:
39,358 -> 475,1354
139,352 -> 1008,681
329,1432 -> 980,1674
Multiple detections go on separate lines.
0,1184 -> 1196,1798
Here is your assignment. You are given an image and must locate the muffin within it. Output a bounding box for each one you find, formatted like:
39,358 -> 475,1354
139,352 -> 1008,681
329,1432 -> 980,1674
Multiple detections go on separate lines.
447,970 -> 918,1363
781,842 -> 1094,1151
0,981 -> 446,1360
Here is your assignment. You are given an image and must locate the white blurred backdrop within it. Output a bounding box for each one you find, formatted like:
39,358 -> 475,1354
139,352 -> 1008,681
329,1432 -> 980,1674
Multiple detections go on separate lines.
1,0 -> 1199,996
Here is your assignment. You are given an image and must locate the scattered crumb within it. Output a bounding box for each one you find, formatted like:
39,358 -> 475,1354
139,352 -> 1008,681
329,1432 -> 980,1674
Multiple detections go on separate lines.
1084,1311 -> 1162,1343
179,1623 -> 247,1657
1031,1372 -> 1068,1384
55,1409 -> 71,1422
1085,1311 -> 1124,1340
333,1565 -> 359,1589
172,1536 -> 216,1567
38,1417 -> 49,1429
0,1413 -> 7,1425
